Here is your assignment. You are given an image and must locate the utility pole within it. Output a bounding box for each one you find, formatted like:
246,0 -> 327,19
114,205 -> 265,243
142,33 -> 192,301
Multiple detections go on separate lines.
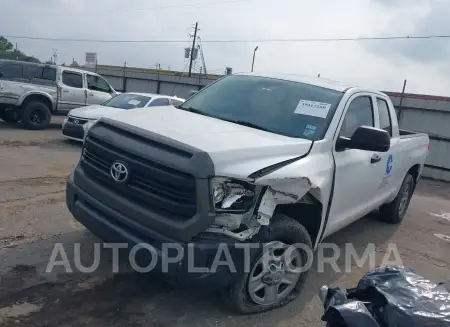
197,37 -> 207,75
251,46 -> 258,72
52,48 -> 58,65
398,79 -> 407,123
188,22 -> 198,77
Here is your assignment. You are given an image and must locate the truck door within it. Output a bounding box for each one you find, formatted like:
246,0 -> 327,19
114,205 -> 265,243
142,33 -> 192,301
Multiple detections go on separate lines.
372,97 -> 401,204
59,70 -> 86,111
325,94 -> 384,237
85,73 -> 114,105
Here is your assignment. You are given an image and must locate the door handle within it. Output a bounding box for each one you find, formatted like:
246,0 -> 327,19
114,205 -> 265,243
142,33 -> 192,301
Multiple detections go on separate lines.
88,93 -> 94,96
371,154 -> 382,164
63,89 -> 69,93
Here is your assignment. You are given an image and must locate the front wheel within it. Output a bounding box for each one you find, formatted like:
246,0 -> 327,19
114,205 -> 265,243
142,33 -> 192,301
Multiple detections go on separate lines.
222,214 -> 313,314
20,101 -> 51,130
379,174 -> 415,224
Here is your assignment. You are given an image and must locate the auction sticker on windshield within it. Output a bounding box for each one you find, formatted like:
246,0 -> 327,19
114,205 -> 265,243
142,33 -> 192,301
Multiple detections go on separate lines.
128,99 -> 141,106
294,100 -> 331,118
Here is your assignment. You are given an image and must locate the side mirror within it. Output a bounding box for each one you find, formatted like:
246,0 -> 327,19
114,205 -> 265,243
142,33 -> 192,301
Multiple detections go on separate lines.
336,126 -> 390,152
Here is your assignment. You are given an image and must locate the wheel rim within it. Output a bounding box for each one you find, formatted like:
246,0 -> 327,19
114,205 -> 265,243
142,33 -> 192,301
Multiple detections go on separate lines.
29,108 -> 44,125
398,181 -> 411,216
248,241 -> 303,305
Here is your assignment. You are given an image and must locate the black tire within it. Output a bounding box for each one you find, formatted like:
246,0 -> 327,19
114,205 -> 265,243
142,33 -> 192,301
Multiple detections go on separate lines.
221,214 -> 313,314
20,101 -> 51,130
379,174 -> 415,224
0,110 -> 19,123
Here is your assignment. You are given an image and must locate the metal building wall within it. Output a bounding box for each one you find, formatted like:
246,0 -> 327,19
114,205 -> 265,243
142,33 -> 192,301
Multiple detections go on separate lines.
387,92 -> 450,181
103,75 -> 123,92
125,78 -> 158,93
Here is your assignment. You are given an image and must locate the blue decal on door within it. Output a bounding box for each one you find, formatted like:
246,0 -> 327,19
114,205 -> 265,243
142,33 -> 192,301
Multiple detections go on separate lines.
386,154 -> 393,175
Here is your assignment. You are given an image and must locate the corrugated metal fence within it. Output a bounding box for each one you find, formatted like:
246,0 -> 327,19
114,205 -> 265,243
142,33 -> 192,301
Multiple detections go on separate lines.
386,92 -> 450,181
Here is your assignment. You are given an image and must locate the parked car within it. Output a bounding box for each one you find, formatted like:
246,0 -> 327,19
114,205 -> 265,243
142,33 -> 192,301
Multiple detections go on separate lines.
61,92 -> 185,142
0,59 -> 41,82
0,61 -> 118,129
66,73 -> 429,313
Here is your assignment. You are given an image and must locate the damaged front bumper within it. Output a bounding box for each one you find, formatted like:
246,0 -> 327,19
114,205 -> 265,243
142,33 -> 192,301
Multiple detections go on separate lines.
66,172 -> 254,290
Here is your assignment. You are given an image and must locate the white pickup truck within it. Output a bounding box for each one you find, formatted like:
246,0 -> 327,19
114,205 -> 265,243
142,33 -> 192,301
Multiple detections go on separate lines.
66,73 -> 429,313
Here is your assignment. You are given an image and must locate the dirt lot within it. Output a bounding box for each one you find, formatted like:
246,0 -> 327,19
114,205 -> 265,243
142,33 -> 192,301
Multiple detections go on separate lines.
0,117 -> 449,327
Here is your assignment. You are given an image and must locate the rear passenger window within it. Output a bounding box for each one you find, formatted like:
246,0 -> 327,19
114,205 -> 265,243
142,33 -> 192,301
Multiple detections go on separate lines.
32,67 -> 56,81
0,64 -> 22,79
149,98 -> 170,106
42,68 -> 56,81
62,71 -> 83,88
339,96 -> 374,138
377,98 -> 392,136
23,65 -> 37,79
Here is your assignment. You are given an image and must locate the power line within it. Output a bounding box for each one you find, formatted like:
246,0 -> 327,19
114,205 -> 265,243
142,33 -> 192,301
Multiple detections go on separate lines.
4,34 -> 450,44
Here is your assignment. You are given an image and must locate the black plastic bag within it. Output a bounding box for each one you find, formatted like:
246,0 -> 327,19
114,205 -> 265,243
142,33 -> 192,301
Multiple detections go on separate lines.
320,266 -> 450,327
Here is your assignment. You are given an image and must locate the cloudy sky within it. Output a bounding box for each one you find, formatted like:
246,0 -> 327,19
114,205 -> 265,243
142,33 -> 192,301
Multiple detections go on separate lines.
2,0 -> 450,95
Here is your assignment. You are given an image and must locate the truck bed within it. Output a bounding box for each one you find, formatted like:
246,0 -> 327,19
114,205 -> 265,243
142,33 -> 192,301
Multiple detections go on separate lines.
399,129 -> 428,139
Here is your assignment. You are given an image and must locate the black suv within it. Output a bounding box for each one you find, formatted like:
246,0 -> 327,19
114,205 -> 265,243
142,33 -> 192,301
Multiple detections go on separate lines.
0,59 -> 40,81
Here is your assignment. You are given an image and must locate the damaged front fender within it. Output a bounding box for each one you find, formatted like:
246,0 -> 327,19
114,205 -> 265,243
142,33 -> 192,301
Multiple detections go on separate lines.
252,154 -> 334,238
257,177 -> 313,225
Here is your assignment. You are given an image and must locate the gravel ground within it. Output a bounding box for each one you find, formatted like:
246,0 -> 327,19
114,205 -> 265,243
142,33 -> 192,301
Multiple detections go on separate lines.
0,118 -> 449,327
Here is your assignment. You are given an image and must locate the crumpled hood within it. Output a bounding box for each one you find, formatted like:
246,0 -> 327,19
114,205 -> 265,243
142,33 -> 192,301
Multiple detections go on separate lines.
69,105 -> 126,120
105,105 -> 313,178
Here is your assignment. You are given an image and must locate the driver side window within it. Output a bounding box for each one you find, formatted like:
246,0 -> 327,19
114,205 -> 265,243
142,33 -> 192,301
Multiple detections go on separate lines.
86,74 -> 111,93
339,96 -> 374,138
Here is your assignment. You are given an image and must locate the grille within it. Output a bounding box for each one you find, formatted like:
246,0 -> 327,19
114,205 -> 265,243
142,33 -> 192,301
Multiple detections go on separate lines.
68,116 -> 88,125
81,135 -> 197,219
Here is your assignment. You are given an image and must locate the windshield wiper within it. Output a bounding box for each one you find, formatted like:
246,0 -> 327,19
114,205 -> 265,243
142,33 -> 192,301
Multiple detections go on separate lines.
176,106 -> 214,118
223,119 -> 275,134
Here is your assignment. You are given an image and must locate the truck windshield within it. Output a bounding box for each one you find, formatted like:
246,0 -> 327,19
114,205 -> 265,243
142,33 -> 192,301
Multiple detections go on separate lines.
102,93 -> 151,109
178,75 -> 344,140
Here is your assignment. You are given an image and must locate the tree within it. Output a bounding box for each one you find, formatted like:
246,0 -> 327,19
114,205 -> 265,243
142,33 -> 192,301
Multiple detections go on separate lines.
0,36 -> 40,63
0,36 -> 13,52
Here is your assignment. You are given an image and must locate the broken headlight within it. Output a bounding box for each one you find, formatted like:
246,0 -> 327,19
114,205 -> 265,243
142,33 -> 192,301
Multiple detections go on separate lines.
211,177 -> 256,212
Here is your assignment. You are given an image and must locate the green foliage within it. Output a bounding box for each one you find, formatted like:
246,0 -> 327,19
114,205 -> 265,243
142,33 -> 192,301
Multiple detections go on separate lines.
0,36 -> 40,63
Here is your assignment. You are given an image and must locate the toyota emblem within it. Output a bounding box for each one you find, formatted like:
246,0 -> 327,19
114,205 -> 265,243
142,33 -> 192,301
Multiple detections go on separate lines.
110,161 -> 129,182
73,119 -> 79,124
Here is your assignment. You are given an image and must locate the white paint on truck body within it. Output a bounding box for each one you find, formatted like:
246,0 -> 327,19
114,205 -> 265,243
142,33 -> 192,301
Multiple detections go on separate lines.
102,73 -> 429,249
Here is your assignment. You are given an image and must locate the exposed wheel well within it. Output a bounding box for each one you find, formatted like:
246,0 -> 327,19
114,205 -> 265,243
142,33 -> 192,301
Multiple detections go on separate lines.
21,95 -> 53,113
407,164 -> 421,188
274,195 -> 323,246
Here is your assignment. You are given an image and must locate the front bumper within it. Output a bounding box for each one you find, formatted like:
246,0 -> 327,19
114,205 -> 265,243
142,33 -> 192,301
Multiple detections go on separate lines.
66,172 -> 251,290
62,121 -> 85,141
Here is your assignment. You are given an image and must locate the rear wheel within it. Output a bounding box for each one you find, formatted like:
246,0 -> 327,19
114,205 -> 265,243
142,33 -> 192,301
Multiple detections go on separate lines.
379,174 -> 415,224
20,101 -> 51,130
222,214 -> 312,314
